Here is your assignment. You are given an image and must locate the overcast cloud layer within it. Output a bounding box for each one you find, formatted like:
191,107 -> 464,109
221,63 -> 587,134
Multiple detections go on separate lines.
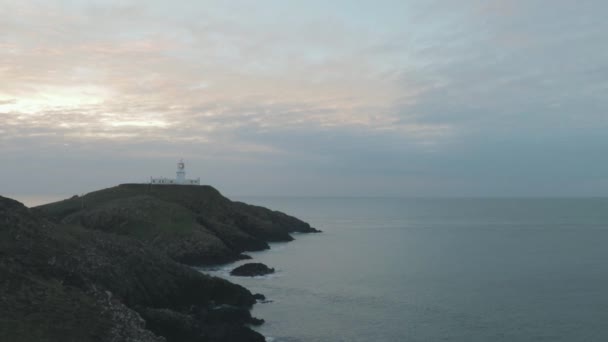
1,0 -> 607,202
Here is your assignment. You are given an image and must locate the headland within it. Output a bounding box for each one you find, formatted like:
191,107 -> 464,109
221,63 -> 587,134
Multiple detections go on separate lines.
0,184 -> 319,342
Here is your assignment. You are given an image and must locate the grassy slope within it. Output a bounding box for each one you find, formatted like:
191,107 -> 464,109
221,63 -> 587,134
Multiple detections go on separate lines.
35,184 -> 317,265
1,195 -> 263,342
2,184 -> 319,341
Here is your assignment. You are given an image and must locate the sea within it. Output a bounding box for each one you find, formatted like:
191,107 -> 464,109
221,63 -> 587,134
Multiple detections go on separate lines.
201,197 -> 608,342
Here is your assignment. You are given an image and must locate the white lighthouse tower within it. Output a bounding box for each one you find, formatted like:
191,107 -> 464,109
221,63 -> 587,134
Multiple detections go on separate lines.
150,159 -> 200,185
176,159 -> 186,183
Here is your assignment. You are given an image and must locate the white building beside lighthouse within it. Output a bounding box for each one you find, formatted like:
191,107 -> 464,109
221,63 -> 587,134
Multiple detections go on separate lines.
150,160 -> 200,185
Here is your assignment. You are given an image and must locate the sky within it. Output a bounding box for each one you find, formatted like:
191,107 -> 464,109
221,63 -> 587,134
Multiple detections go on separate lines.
1,0 -> 607,204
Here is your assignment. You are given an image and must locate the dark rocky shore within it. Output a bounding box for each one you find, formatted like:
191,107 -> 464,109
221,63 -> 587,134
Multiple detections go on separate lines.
0,184 -> 319,342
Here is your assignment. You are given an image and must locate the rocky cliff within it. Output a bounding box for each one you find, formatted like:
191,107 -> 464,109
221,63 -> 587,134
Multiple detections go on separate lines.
1,185 -> 318,342
35,184 -> 319,265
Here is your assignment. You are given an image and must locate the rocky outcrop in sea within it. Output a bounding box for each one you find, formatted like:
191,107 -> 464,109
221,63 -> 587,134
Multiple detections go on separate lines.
231,263 -> 276,277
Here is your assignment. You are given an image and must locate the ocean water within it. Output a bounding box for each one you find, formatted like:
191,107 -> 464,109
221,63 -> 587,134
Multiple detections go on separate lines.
204,197 -> 608,342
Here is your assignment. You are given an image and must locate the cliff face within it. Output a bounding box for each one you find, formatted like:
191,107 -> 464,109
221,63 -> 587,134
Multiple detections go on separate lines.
0,194 -> 265,342
1,185 -> 319,342
35,184 -> 318,265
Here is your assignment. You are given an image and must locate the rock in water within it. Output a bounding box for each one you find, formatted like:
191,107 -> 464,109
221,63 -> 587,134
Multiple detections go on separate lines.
231,263 -> 275,277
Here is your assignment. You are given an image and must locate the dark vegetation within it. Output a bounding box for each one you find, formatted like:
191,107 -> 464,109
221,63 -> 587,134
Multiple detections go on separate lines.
35,184 -> 319,265
0,184 -> 319,342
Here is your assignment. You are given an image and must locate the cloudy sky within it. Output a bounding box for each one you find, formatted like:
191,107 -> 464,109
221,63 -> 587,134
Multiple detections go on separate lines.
1,0 -> 607,204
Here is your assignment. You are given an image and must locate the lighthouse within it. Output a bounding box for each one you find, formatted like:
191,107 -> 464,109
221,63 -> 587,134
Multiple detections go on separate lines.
176,159 -> 186,183
150,160 -> 201,185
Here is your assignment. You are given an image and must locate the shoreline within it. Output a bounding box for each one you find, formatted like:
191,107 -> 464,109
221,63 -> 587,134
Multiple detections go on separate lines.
2,185 -> 320,342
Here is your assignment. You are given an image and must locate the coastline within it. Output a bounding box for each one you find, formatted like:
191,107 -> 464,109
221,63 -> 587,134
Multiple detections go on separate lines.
1,185 -> 320,342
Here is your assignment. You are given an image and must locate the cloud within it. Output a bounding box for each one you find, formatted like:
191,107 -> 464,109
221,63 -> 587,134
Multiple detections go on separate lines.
0,98 -> 16,105
1,0 -> 607,197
